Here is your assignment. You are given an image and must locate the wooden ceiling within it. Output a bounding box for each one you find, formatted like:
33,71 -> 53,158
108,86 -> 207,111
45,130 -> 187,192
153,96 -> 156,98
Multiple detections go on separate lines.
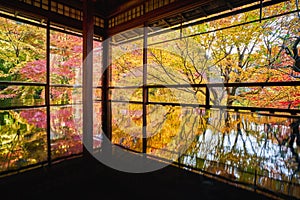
52,0 -> 144,17
96,0 -> 144,17
59,0 -> 288,35
0,0 -> 289,38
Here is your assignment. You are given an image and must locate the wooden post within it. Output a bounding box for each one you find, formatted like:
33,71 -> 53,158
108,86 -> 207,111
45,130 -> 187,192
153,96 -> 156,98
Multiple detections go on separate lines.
101,9 -> 112,155
102,35 -> 112,149
46,20 -> 51,166
82,0 -> 94,156
142,24 -> 148,154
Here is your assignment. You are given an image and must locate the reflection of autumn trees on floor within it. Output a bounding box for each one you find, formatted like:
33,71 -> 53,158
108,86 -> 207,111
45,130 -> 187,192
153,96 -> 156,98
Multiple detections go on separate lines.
180,110 -> 300,197
112,103 -> 143,152
0,106 -> 83,171
50,106 -> 83,159
0,109 -> 47,171
110,102 -> 300,197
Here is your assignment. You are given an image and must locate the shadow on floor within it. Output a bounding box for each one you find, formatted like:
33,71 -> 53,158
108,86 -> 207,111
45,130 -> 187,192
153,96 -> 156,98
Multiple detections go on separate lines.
0,153 -> 276,200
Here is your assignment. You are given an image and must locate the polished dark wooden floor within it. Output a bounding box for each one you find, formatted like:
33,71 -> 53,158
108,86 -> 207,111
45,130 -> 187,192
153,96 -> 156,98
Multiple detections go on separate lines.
0,153 -> 276,200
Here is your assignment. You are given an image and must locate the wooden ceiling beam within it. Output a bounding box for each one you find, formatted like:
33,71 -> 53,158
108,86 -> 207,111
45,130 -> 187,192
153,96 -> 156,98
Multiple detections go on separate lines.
0,0 -> 103,36
107,0 -> 144,18
0,0 -> 83,31
107,0 -> 215,36
107,0 -> 290,37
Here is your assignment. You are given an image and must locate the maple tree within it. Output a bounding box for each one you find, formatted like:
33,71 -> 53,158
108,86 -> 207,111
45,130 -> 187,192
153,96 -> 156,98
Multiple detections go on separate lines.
0,17 -> 46,107
0,18 -> 46,81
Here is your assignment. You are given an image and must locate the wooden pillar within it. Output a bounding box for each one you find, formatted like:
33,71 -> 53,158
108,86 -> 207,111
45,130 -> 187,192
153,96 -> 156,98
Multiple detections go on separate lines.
82,0 -> 94,155
142,25 -> 148,154
46,20 -> 51,165
102,36 -> 112,146
101,13 -> 112,154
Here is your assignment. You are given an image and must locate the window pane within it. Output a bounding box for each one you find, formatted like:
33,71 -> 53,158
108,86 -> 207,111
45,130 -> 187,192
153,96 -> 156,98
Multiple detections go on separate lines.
50,86 -> 82,105
50,30 -> 82,85
111,37 -> 143,87
0,17 -> 46,83
111,88 -> 142,101
147,105 -> 201,161
93,40 -> 102,87
148,40 -> 193,85
50,105 -> 82,159
233,86 -> 300,109
93,102 -> 102,149
0,85 -> 45,108
93,88 -> 101,101
111,102 -> 142,152
0,109 -> 47,172
148,87 -> 204,105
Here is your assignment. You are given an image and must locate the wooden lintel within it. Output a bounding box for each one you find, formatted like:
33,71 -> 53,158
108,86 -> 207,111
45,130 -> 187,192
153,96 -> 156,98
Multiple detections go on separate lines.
107,0 -> 214,36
